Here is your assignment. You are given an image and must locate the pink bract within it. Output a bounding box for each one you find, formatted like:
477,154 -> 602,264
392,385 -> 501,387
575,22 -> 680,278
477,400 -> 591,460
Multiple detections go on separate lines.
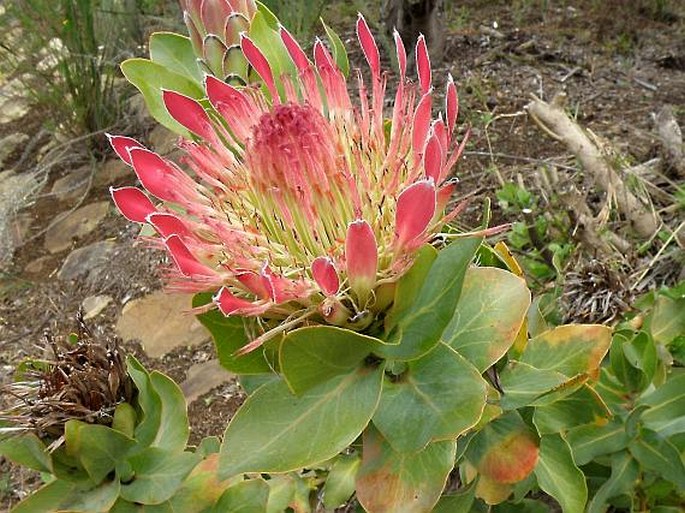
110,14 -> 472,351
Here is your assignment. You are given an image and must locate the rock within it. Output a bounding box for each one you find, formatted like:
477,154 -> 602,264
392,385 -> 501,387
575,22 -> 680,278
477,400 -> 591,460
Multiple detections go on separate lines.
0,97 -> 30,124
50,166 -> 91,202
9,212 -> 32,248
96,159 -> 131,188
0,169 -> 40,265
24,255 -> 54,276
81,294 -> 112,320
44,201 -> 110,253
58,241 -> 119,281
180,359 -> 234,403
0,133 -> 29,168
148,125 -> 179,156
116,292 -> 210,358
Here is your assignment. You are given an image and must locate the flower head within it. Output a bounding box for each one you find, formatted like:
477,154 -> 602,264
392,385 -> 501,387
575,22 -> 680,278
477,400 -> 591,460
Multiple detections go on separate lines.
110,15 -> 470,351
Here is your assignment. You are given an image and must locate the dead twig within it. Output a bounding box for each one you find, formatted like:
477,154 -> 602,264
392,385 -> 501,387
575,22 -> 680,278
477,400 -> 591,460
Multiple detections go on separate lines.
526,93 -> 660,239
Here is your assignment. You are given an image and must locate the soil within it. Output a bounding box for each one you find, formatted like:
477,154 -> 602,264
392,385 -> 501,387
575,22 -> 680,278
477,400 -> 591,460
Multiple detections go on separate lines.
1,0 -> 684,511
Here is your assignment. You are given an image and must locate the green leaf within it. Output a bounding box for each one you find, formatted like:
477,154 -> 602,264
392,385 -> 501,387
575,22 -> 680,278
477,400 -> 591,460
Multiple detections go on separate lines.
534,434 -> 587,513
323,454 -> 360,509
280,326 -> 381,394
519,325 -> 612,378
193,293 -> 272,374
321,19 -> 350,77
356,425 -> 456,513
121,58 -> 204,136
59,479 -> 121,513
610,330 -> 657,392
0,433 -> 52,473
432,482 -> 476,513
493,499 -> 551,513
11,480 -> 76,513
373,343 -> 487,452
212,479 -> 270,513
120,447 -> 200,505
650,295 -> 685,345
149,32 -> 203,83
126,357 -> 190,452
533,385 -> 611,435
498,361 -> 568,410
443,266 -> 530,372
565,419 -> 630,466
639,370 -> 685,436
65,420 -> 136,484
167,453 -> 235,511
127,356 -> 163,448
219,366 -> 383,478
149,371 -> 190,451
586,451 -> 639,513
384,244 -> 438,334
378,237 -> 481,361
628,429 -> 685,489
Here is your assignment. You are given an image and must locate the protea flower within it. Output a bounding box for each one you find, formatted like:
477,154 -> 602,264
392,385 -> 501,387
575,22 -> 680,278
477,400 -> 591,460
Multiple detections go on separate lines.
181,0 -> 257,82
110,16 -> 475,353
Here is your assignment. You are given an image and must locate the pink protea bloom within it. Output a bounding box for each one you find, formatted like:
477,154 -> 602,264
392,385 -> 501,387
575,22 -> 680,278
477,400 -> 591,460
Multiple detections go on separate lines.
110,15 -> 475,352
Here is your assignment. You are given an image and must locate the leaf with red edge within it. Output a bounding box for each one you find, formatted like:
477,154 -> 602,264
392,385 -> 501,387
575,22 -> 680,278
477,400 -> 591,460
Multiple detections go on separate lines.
412,93 -> 433,164
416,34 -> 431,94
241,34 -> 277,99
110,186 -> 156,223
164,235 -> 217,277
356,14 -> 380,78
128,147 -> 189,202
147,213 -> 193,239
393,29 -> 407,79
311,256 -> 339,296
446,74 -> 459,137
423,134 -> 443,182
280,25 -> 310,71
356,425 -> 455,513
162,90 -> 215,141
107,134 -> 144,166
394,180 -> 436,251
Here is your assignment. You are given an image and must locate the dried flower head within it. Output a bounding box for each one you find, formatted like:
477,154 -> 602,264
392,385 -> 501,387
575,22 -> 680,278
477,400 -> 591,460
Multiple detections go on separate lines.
109,16 -> 489,352
0,315 -> 133,441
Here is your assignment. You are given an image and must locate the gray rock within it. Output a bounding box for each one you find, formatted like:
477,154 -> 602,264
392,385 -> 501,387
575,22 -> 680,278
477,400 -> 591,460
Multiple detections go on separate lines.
50,166 -> 91,202
44,201 -> 110,253
116,291 -> 210,358
148,125 -> 179,156
0,133 -> 29,168
180,359 -> 234,403
57,241 -> 119,281
81,294 -> 113,320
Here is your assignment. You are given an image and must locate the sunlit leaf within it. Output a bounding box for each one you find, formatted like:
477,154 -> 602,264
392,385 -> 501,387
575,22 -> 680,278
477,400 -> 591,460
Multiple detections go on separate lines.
149,32 -> 203,83
534,434 -> 587,513
373,343 -> 487,452
356,425 -> 455,513
220,366 -> 383,478
444,266 -> 530,372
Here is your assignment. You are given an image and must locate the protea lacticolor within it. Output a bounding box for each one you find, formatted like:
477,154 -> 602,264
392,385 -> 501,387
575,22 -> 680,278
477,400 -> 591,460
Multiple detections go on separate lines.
110,15 -> 474,352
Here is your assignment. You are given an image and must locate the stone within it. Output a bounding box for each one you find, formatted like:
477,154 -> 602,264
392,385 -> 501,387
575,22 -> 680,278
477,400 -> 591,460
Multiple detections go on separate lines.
24,255 -> 54,276
44,201 -> 110,253
0,133 -> 29,168
50,166 -> 91,202
0,97 -> 30,124
8,212 -> 32,247
96,159 -> 131,188
58,241 -> 119,281
148,125 -> 179,156
180,359 -> 234,403
116,292 -> 210,358
0,169 -> 40,265
81,294 -> 112,320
